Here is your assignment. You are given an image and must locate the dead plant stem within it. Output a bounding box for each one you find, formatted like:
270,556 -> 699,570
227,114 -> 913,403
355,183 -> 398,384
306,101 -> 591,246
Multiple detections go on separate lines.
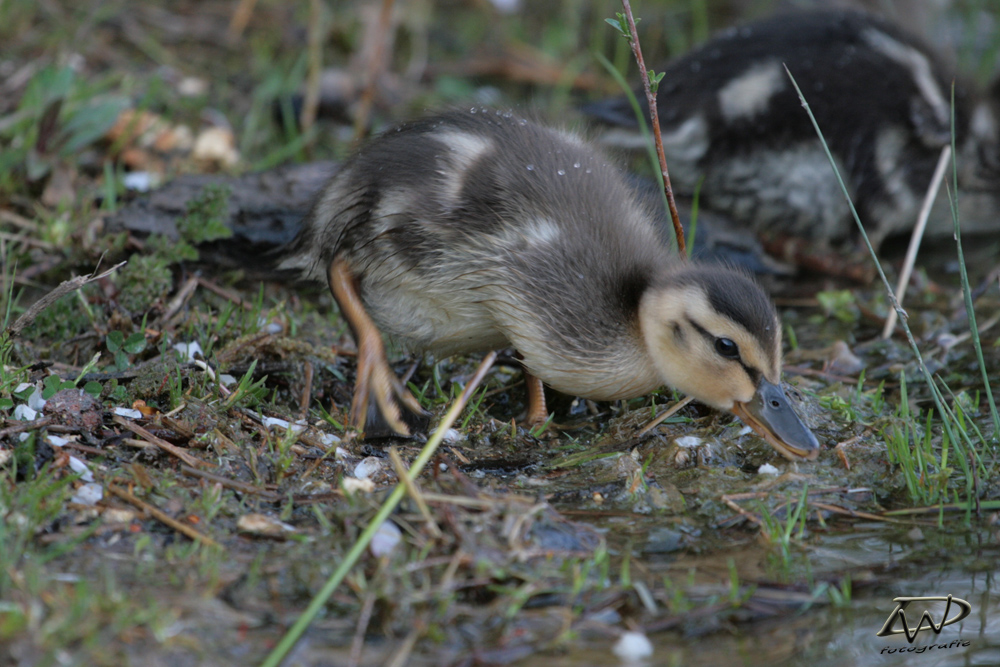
619,0 -> 685,255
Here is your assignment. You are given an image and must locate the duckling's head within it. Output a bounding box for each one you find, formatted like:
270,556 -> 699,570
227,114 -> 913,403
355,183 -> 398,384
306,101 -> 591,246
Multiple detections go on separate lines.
639,266 -> 819,461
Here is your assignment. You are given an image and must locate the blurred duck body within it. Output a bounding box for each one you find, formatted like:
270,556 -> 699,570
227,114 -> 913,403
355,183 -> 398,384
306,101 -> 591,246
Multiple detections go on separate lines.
584,9 -> 1000,247
280,109 -> 819,460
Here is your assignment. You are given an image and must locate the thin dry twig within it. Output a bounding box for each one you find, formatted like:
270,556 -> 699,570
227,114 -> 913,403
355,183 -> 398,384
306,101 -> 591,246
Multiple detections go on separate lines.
300,0 -> 324,135
347,588 -> 378,667
721,494 -> 762,526
384,619 -> 424,667
619,0 -> 685,255
227,0 -> 259,40
298,360 -> 314,420
179,465 -> 280,501
0,208 -> 36,231
352,0 -> 396,143
388,446 -> 442,538
107,483 -> 222,548
882,145 -> 952,338
0,417 -> 53,439
162,275 -> 199,323
636,395 -> 694,437
113,415 -> 213,469
6,261 -> 126,338
195,275 -> 256,311
120,438 -> 154,450
809,501 -> 910,524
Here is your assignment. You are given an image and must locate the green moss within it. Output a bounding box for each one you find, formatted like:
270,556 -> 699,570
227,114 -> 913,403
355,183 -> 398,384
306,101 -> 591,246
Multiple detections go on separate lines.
177,184 -> 233,245
115,254 -> 172,314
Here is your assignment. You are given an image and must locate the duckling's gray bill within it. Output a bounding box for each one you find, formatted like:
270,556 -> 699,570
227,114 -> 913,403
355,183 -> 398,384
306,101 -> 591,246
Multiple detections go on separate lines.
732,379 -> 819,460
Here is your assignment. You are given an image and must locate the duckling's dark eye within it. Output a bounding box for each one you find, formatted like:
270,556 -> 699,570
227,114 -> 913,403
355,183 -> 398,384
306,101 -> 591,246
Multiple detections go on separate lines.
715,337 -> 739,359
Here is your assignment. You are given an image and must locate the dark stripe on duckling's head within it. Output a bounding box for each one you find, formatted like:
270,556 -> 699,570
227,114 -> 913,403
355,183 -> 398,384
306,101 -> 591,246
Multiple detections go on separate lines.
670,266 -> 779,359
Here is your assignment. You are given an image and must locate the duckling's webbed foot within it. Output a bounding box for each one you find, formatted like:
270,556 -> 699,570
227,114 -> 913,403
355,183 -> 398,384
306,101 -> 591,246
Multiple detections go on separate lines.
328,257 -> 429,438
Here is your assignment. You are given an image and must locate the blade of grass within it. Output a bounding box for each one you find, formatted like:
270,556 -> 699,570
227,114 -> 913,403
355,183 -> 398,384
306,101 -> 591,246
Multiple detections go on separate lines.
260,351 -> 498,667
946,87 -> 1000,441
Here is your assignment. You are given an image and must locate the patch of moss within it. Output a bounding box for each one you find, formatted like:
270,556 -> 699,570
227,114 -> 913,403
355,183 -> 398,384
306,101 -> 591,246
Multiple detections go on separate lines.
127,355 -> 183,405
178,184 -> 232,245
115,254 -> 173,314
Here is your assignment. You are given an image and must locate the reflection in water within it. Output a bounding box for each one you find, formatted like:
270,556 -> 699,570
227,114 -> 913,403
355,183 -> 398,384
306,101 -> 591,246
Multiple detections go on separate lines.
508,528 -> 999,667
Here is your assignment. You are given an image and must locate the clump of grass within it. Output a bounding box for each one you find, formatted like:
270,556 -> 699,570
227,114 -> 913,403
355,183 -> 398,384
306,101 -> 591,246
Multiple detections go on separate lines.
757,485 -> 810,572
787,71 -> 997,520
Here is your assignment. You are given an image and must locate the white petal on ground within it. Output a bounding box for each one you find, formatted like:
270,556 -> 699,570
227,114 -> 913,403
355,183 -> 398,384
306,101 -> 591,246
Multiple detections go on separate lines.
15,382 -> 46,410
71,483 -> 103,506
113,407 -> 143,419
173,341 -> 204,361
13,405 -> 37,421
319,432 -> 341,446
262,417 -> 306,434
68,456 -> 94,482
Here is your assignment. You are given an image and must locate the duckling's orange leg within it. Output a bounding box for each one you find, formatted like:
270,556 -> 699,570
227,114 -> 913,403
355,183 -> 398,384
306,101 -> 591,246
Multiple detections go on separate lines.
328,257 -> 426,436
522,366 -> 550,430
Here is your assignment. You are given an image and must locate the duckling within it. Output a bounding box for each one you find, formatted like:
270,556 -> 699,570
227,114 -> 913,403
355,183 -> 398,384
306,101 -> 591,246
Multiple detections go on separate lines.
279,109 -> 820,461
583,9 -> 1000,247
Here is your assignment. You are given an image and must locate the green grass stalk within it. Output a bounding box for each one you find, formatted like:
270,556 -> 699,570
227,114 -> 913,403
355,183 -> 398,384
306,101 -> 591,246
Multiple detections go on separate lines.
947,87 -> 1000,442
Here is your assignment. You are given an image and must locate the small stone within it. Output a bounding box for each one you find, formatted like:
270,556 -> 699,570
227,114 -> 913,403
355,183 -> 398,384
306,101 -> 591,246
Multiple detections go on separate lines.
102,508 -> 137,523
442,428 -> 464,443
342,477 -> 375,494
71,483 -> 103,506
613,631 -> 653,661
370,521 -> 402,558
827,340 -> 865,375
237,513 -> 296,538
353,457 -> 382,480
43,389 -> 103,432
674,436 -> 702,448
192,127 -> 240,168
